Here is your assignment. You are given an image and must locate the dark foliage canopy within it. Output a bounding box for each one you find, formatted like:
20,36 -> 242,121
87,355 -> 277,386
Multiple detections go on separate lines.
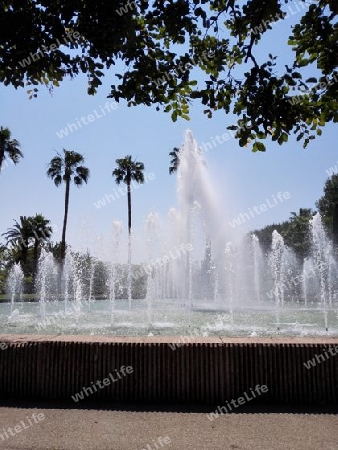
1,0 -> 337,150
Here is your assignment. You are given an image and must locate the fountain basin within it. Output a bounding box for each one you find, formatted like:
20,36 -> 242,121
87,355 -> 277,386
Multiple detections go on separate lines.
0,334 -> 337,406
1,299 -> 337,337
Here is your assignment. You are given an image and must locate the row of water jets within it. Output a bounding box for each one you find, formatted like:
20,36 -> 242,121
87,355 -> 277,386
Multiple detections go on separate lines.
5,130 -> 338,333
6,212 -> 338,331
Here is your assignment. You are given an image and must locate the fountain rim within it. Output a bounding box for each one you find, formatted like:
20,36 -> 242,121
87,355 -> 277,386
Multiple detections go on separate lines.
1,334 -> 338,345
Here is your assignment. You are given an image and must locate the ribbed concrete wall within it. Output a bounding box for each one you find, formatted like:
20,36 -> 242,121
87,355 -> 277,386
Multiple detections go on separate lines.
0,336 -> 337,405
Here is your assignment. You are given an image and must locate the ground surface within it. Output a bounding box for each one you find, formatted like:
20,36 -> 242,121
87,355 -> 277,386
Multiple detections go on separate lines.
0,404 -> 337,450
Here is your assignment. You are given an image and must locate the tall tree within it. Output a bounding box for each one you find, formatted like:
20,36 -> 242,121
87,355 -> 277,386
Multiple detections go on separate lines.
0,127 -> 23,173
47,150 -> 89,260
316,174 -> 338,235
112,156 -> 145,234
283,209 -> 314,260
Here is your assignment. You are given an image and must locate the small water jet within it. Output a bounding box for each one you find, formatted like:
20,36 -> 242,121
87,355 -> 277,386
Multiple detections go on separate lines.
108,220 -> 123,323
6,263 -> 24,315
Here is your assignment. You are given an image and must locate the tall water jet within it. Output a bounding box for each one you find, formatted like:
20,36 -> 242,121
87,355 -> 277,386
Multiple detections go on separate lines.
63,250 -> 72,313
176,138 -> 192,303
106,260 -> 114,322
72,252 -> 86,321
127,233 -> 132,310
224,241 -> 235,326
6,263 -> 24,315
60,249 -> 87,322
175,130 -> 218,304
88,258 -> 96,303
327,256 -> 338,308
113,221 -> 124,299
252,235 -> 263,304
309,213 -> 334,330
35,249 -> 58,320
145,212 -> 162,324
200,237 -> 217,301
167,208 -> 181,301
269,231 -> 286,330
302,258 -> 313,307
108,221 -> 123,322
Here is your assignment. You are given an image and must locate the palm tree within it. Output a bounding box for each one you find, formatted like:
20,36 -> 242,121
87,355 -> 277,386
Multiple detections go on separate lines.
0,127 -> 23,172
47,150 -> 89,260
112,156 -> 144,307
30,214 -> 53,270
112,155 -> 145,234
316,174 -> 338,236
169,147 -> 180,175
2,216 -> 33,269
2,215 -> 52,273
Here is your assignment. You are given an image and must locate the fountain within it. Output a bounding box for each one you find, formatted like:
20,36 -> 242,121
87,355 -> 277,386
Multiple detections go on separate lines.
0,130 -> 337,337
1,130 -> 338,408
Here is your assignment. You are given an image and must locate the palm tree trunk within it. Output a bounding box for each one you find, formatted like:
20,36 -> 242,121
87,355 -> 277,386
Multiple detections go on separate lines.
61,179 -> 70,260
20,240 -> 29,276
127,232 -> 132,308
127,180 -> 132,307
127,181 -> 132,235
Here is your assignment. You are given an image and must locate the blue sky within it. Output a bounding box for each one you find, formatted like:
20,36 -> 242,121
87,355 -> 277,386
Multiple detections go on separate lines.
0,3 -> 337,256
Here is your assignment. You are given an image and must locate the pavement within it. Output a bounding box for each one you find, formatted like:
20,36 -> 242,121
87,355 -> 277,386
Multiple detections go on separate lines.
0,403 -> 337,450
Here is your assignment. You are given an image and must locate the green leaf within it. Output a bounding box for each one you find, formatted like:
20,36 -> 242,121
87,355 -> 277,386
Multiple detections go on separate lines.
253,142 -> 266,152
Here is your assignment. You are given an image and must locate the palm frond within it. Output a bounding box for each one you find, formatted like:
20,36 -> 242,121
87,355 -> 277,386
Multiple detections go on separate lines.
74,166 -> 90,186
46,155 -> 63,185
7,139 -> 23,164
112,168 -> 125,184
169,147 -> 180,174
113,155 -> 145,185
47,151 -> 89,188
64,149 -> 85,168
0,127 -> 23,167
